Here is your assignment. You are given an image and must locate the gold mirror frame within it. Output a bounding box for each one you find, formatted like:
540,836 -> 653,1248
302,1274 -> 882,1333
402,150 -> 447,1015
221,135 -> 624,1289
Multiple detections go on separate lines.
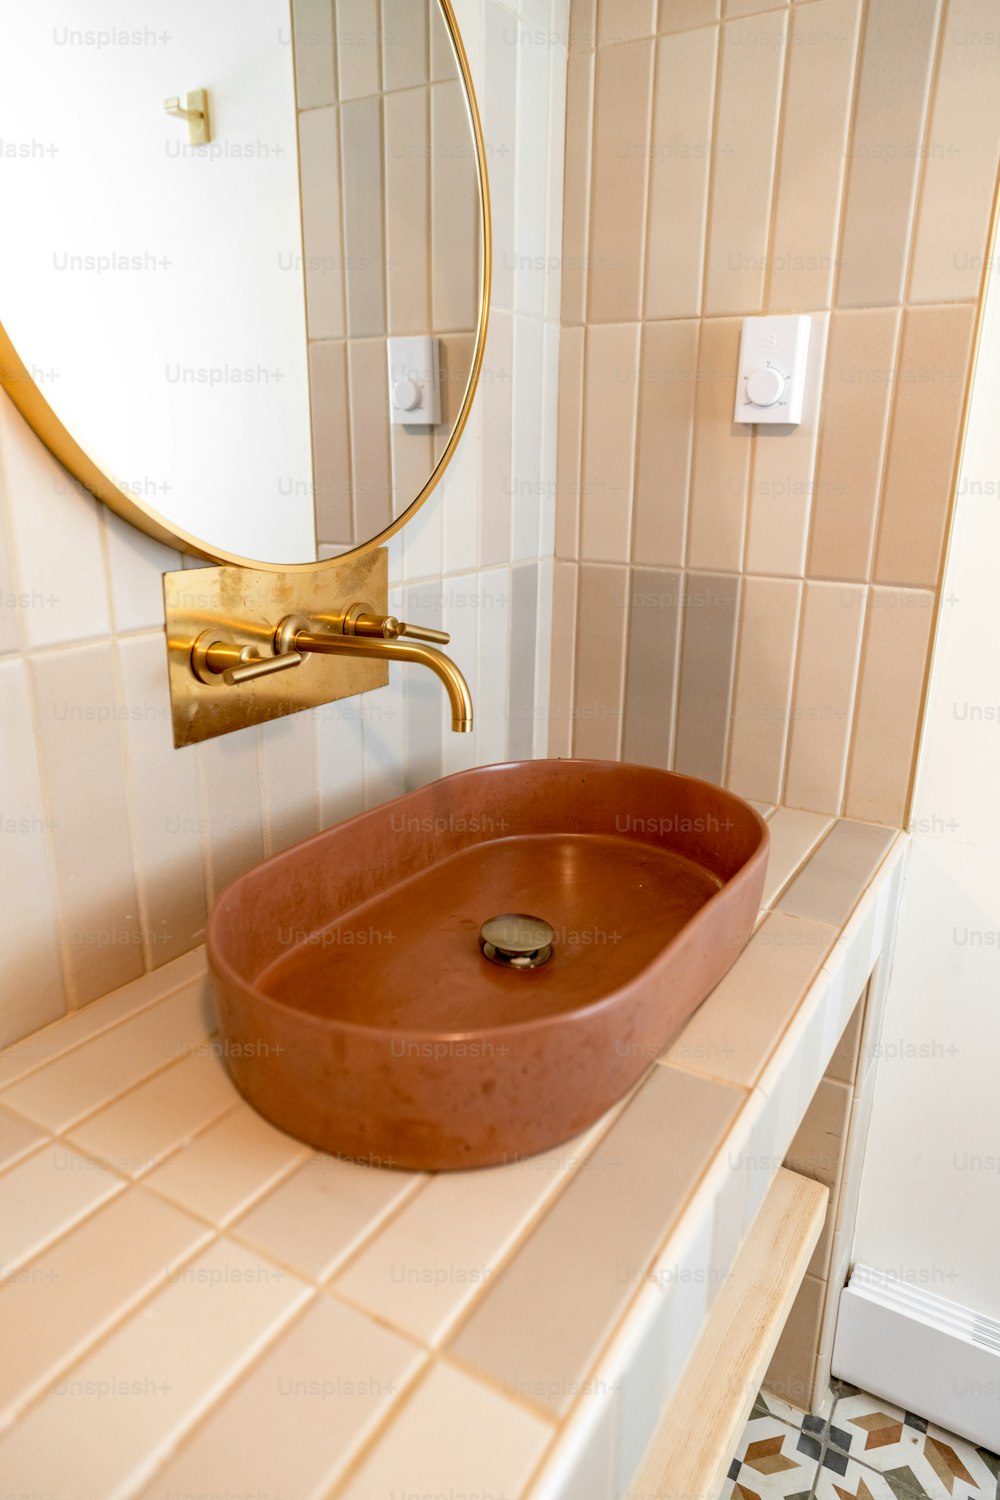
0,0 -> 491,574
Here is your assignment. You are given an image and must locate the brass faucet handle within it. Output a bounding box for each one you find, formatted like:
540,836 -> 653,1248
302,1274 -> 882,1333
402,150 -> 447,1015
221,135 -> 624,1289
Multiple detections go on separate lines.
343,603 -> 450,646
191,632 -> 303,687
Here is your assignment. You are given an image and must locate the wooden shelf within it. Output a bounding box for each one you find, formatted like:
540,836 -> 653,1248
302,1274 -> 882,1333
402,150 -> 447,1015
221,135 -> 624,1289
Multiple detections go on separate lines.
627,1167 -> 829,1500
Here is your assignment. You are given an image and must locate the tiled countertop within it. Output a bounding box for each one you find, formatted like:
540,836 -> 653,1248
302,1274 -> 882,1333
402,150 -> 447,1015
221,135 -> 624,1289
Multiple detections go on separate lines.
0,806 -> 906,1500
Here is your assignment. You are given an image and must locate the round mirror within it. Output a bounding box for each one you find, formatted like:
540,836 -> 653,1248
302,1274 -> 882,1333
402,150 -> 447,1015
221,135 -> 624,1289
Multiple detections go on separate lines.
0,0 -> 489,569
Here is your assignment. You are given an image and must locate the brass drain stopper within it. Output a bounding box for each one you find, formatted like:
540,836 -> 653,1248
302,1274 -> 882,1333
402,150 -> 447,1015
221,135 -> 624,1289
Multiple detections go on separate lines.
479,914 -> 554,970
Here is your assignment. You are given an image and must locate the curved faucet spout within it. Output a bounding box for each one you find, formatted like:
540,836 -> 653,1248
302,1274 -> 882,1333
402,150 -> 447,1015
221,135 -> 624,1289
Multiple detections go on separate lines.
290,630 -> 474,733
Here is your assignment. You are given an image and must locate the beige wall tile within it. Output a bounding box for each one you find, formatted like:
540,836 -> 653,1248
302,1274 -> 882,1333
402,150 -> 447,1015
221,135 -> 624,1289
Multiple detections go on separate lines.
337,1362 -> 553,1500
0,660 -> 65,1048
598,0 -> 657,44
703,11 -> 788,316
645,28 -> 718,321
746,313 -> 829,578
310,340 -> 354,545
572,564 -> 628,758
587,39 -> 655,324
763,1270 -> 824,1408
760,806 -> 834,908
341,95 -> 387,337
0,1142 -> 123,1278
725,0 -> 788,14
143,1106 -> 310,1227
633,319 -> 698,567
785,1076 -> 852,1188
807,308 -> 900,582
909,0 -> 1000,303
28,644 -> 144,1004
450,1067 -> 742,1417
674,570 -> 741,783
0,979 -> 214,1132
836,0 -> 942,307
555,324 -> 585,559
686,318 -> 751,572
336,0 -> 382,100
0,1187 -> 210,1425
347,336 -> 394,544
767,0 -> 860,311
572,0 -> 598,52
778,818 -> 897,926
0,1239 -> 308,1499
659,0 -> 721,28
0,1107 -> 45,1172
580,322 -> 640,562
873,303 -> 976,590
622,567 -> 683,768
783,582 -> 865,815
845,588 -> 935,826
562,50 -> 595,325
299,105 -> 345,341
292,0 -> 337,109
142,1297 -> 423,1500
548,560 -> 579,757
385,87 -> 431,336
382,0 -> 430,92
432,78 -> 480,334
728,576 -> 801,805
826,995 -> 864,1085
666,910 -> 837,1088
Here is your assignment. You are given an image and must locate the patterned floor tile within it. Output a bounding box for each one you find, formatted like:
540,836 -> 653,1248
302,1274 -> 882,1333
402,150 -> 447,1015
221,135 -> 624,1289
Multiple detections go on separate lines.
828,1393 -> 998,1500
815,1455 -> 908,1500
719,1414 -> 822,1500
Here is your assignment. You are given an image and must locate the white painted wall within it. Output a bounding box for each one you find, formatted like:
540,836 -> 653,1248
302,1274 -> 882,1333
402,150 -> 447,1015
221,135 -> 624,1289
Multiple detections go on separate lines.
854,245 -> 1000,1321
0,0 -> 314,562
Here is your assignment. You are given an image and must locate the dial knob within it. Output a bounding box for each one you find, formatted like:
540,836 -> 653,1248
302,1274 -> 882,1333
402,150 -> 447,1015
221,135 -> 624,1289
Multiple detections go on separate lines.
392,376 -> 421,412
745,364 -> 786,408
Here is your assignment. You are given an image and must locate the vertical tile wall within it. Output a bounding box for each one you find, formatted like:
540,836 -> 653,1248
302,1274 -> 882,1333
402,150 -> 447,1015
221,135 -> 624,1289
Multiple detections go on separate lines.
0,0 -> 568,1047
554,0 -> 1000,829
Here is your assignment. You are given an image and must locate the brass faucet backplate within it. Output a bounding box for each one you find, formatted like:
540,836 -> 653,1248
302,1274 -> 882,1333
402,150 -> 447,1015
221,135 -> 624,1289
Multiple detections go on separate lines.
163,550 -> 389,747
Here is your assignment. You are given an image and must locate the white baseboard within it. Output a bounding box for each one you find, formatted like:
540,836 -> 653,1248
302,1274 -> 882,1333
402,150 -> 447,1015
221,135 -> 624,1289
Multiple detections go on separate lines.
832,1265 -> 1000,1450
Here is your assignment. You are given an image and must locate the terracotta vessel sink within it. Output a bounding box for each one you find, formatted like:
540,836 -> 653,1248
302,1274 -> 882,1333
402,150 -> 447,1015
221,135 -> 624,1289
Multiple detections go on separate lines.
208,760 -> 768,1170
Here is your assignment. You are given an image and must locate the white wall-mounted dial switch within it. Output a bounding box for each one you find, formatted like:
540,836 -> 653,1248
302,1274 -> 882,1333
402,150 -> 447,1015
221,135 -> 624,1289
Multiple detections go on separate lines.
734,315 -> 812,426
387,336 -> 441,427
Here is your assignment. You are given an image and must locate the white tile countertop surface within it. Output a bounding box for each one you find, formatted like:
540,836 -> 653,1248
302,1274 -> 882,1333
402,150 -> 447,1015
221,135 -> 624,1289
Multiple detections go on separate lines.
0,807 -> 906,1500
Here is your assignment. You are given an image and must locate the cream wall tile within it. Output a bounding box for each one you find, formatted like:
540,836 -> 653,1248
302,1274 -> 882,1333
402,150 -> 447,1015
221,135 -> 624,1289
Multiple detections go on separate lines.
337,1361 -> 553,1500
401,579 -> 445,785
260,709 -> 319,856
117,635 -> 207,966
513,25 -> 552,320
483,1 -> 518,312
232,1152 -> 421,1283
703,11 -> 788,316
909,0 -> 1000,303
310,339 -> 354,545
479,313 -> 513,567
382,0 -> 429,93
548,561 -> 578,757
580,322 -> 640,562
336,0 -> 381,99
441,571 -> 481,777
845,588 -> 934,826
666,910 -> 837,1090
0,1107 -> 45,1172
760,806 -> 835,908
143,1104 -> 310,1227
384,86 -> 431,336
299,105 -> 345,341
0,468 -> 20,656
0,1238 -> 309,1499
512,316 -> 546,561
361,661 -> 406,808
746,313 -> 829,578
104,514 -> 181,635
66,1049 -> 238,1178
475,567 -> 512,764
727,575 -> 801,805
0,659 -> 65,1048
28,643 -> 144,1003
433,78 -> 481,331
316,699 -> 366,828
292,0 -> 337,108
555,323 -> 584,558
659,0 -> 721,27
451,1067 -> 742,1417
561,49 -> 594,325
778,817 -> 897,926
527,1381 -> 616,1500
341,95 -> 387,337
347,337 -> 393,542
783,582 -> 866,815
587,39 -> 655,324
622,567 -> 682,769
572,563 -> 628,757
0,1142 -> 123,1277
686,318 -> 751,572
0,1187 -> 210,1427
0,396 -> 110,650
807,308 -> 900,583
873,303 -> 976,590
673,570 -> 741,784
141,1296 -> 423,1500
508,564 -> 539,759
836,0 -> 942,307
0,977 -> 213,1132
197,728 -> 266,902
645,27 -> 718,321
633,319 -> 698,568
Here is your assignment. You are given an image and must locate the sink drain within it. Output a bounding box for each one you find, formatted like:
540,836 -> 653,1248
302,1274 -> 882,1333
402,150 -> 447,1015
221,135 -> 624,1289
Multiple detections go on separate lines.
479,914 -> 554,970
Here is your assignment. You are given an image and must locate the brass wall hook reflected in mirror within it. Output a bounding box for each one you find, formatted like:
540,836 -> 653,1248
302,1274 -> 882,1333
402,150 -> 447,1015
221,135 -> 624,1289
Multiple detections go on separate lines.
164,88 -> 211,146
